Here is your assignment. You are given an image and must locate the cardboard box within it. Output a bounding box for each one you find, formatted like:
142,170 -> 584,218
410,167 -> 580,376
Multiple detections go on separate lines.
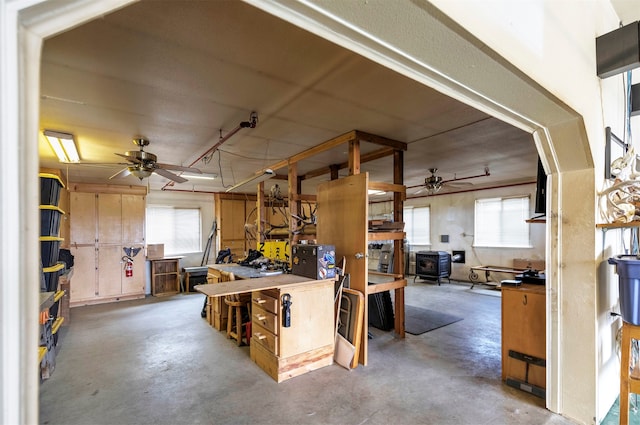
146,244 -> 164,259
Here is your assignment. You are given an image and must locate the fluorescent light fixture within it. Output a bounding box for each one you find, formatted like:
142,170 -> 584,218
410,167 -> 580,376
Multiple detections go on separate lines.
183,173 -> 217,180
44,130 -> 80,163
226,169 -> 275,192
368,189 -> 385,196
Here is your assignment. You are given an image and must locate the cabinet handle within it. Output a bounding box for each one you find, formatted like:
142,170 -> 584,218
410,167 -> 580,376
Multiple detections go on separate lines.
255,314 -> 266,321
523,294 -> 528,305
254,298 -> 266,304
254,332 -> 266,340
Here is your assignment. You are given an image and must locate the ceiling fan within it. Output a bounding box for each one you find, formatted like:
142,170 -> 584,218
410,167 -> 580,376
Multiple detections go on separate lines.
412,167 -> 490,195
110,138 -> 201,184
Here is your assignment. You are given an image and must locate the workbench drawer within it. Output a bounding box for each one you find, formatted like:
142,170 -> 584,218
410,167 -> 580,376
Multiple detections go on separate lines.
252,290 -> 278,314
252,323 -> 278,355
252,304 -> 278,335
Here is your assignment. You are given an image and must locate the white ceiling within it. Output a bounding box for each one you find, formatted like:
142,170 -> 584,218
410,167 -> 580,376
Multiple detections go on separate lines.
39,0 -> 538,196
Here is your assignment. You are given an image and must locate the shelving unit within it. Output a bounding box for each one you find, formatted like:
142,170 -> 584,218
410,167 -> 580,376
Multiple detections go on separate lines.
239,130 -> 408,367
150,258 -> 181,296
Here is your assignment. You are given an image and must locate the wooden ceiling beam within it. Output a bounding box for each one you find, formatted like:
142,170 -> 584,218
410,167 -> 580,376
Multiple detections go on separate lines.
354,130 -> 407,151
301,147 -> 394,180
255,130 -> 405,178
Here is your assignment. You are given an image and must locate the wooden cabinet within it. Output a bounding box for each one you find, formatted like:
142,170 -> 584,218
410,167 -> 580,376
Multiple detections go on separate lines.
502,284 -> 546,393
249,279 -> 334,382
69,185 -> 146,306
214,193 -> 256,260
195,275 -> 334,382
150,258 -> 180,296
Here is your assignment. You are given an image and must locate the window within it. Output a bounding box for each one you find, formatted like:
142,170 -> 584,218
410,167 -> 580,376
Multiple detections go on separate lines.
146,206 -> 201,255
404,206 -> 430,245
474,196 -> 530,247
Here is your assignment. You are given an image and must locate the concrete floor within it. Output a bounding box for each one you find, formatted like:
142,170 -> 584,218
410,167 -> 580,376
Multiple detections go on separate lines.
39,280 -> 578,425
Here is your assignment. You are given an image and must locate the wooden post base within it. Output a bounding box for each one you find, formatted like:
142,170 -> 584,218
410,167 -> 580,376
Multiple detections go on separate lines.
621,321 -> 640,425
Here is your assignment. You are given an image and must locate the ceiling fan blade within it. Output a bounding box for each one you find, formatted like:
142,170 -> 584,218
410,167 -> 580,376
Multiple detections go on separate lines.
154,167 -> 188,183
115,152 -> 142,164
155,162 -> 202,173
446,181 -> 474,188
109,167 -> 131,179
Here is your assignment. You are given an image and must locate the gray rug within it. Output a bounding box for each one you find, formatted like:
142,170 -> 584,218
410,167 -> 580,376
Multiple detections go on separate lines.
405,305 -> 463,335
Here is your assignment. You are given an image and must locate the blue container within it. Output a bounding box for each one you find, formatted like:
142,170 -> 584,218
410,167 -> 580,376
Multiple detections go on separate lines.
608,256 -> 640,325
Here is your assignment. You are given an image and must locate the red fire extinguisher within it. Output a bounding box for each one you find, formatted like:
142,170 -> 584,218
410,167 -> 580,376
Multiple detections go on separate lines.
123,256 -> 133,277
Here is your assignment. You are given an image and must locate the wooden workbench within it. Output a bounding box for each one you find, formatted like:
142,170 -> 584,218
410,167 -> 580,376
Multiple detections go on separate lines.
195,274 -> 335,382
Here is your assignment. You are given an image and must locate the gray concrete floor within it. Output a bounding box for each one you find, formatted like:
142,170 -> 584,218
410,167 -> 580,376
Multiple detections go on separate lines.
39,280 -> 577,425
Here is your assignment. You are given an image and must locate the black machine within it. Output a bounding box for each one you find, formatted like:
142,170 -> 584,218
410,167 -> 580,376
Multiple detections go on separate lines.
414,251 -> 451,285
516,269 -> 546,285
291,244 -> 336,280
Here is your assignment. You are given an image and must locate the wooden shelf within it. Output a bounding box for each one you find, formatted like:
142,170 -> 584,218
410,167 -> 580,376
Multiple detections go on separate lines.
596,222 -> 640,229
526,218 -> 546,223
150,258 -> 180,296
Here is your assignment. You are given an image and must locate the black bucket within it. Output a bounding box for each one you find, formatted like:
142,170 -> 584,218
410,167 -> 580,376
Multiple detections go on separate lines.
608,255 -> 640,325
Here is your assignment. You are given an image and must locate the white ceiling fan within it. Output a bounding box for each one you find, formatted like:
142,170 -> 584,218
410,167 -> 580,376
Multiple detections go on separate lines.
109,138 -> 201,184
411,167 -> 490,195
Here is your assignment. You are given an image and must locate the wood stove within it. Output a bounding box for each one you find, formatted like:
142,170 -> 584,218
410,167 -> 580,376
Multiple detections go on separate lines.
415,251 -> 451,285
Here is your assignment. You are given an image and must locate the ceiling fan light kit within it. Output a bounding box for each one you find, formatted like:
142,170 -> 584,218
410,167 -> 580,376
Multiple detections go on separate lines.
419,167 -> 490,195
44,130 -> 80,163
110,137 -> 202,184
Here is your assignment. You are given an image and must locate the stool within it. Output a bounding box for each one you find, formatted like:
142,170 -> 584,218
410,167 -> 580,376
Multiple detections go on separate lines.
225,293 -> 251,346
620,321 -> 640,425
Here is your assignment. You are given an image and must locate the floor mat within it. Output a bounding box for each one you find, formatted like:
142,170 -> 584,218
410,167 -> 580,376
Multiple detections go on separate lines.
405,305 -> 463,335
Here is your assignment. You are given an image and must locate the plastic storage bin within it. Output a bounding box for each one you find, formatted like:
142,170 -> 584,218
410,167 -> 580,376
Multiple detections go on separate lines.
608,255 -> 640,325
40,205 -> 64,237
39,173 -> 64,206
42,262 -> 65,292
40,237 -> 63,268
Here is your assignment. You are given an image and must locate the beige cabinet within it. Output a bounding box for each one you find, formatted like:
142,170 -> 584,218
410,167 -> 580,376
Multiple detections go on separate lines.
501,285 -> 546,392
249,279 -> 335,382
69,185 -> 146,306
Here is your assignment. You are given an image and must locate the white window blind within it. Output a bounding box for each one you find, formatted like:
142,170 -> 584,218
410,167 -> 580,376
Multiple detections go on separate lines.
474,196 -> 530,247
146,206 -> 201,255
404,206 -> 430,245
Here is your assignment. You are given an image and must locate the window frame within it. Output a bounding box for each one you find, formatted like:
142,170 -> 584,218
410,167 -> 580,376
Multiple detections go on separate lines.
145,205 -> 202,255
403,205 -> 431,246
474,195 -> 531,248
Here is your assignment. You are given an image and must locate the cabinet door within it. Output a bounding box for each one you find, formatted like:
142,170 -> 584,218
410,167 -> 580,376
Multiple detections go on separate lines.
317,173 -> 369,363
69,245 -> 97,301
97,245 -> 123,297
502,288 -> 546,388
122,194 -> 145,244
219,199 -> 248,258
70,192 -> 96,245
98,194 -> 122,244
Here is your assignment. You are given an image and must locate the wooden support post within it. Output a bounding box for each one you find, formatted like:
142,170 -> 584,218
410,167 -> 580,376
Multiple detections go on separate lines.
349,139 -> 360,175
330,164 -> 340,180
257,182 -> 265,243
288,162 -> 299,243
393,150 -> 405,338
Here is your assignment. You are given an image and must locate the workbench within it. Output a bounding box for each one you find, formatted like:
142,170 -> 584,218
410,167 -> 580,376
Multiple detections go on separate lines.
195,274 -> 334,382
